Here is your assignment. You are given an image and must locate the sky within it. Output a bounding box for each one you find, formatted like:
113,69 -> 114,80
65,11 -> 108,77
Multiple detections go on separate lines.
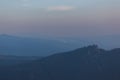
0,0 -> 120,38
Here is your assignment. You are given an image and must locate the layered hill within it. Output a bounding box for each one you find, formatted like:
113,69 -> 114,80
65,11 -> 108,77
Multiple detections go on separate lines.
0,34 -> 81,56
1,45 -> 120,80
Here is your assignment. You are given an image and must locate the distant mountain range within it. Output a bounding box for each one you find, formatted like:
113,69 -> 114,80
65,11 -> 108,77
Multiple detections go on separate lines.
0,34 -> 83,56
1,34 -> 120,56
1,45 -> 120,80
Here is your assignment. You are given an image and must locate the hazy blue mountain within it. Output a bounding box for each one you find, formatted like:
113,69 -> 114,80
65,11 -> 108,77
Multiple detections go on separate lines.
1,45 -> 120,80
65,35 -> 120,49
0,34 -> 83,56
1,34 -> 120,56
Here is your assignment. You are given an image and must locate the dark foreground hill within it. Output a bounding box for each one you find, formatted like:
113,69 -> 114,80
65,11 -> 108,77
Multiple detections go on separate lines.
1,45 -> 120,80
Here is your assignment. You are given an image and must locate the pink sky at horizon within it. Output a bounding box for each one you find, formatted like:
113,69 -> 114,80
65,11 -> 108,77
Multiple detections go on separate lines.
0,0 -> 120,37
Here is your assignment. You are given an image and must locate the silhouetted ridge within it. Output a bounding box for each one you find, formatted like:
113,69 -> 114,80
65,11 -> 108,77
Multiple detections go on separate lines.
74,45 -> 98,51
69,45 -> 105,56
109,48 -> 120,53
1,45 -> 120,80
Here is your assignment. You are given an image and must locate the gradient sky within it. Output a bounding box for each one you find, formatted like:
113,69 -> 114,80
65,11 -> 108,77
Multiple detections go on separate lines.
0,0 -> 120,37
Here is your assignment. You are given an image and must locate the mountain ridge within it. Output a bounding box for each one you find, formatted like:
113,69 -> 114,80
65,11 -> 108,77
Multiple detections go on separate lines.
0,34 -> 81,56
1,45 -> 120,80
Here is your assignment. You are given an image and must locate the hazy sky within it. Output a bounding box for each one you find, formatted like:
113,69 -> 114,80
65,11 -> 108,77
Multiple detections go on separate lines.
0,0 -> 120,37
